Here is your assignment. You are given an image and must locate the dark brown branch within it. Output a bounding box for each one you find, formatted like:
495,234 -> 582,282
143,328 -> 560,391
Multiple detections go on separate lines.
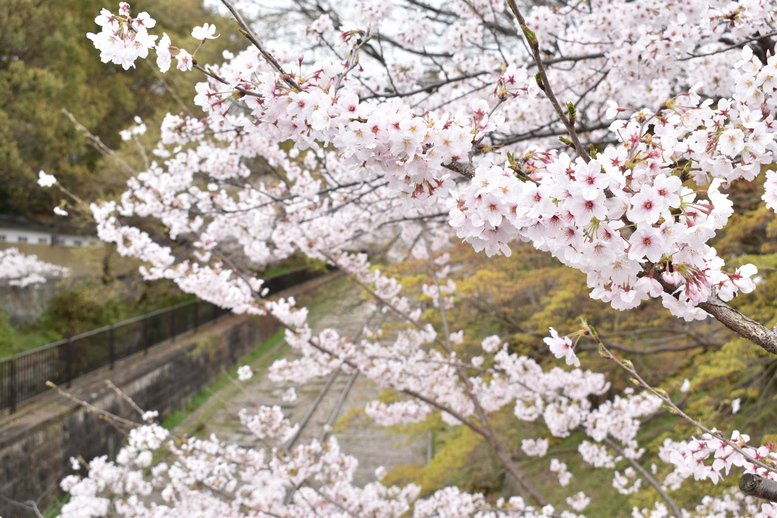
220,0 -> 301,90
192,63 -> 262,98
653,272 -> 777,357
62,108 -> 138,178
680,32 -> 777,61
363,71 -> 492,100
494,121 -> 612,146
740,473 -> 777,503
504,0 -> 590,162
442,160 -> 475,179
697,295 -> 777,356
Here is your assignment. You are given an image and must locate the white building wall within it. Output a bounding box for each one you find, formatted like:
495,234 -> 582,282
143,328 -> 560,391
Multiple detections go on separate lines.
0,229 -> 51,245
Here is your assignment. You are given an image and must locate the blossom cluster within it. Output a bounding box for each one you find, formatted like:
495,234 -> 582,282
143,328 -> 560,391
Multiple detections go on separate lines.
85,0 -> 777,327
57,413 -> 421,518
0,248 -> 69,287
71,0 -> 777,515
86,2 -> 157,70
661,431 -> 777,486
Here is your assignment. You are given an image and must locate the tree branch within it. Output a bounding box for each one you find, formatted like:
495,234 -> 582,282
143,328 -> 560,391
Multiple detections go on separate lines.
740,473 -> 777,503
0,495 -> 46,518
442,160 -> 475,179
504,0 -> 590,162
603,437 -> 682,517
219,0 -> 301,90
697,295 -> 777,356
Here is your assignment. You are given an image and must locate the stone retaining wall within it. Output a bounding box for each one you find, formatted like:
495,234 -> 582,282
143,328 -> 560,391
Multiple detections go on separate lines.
0,273 -> 335,517
0,314 -> 279,517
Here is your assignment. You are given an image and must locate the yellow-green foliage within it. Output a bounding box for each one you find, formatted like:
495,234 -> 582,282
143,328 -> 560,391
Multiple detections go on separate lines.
382,421 -> 488,496
371,211 -> 777,514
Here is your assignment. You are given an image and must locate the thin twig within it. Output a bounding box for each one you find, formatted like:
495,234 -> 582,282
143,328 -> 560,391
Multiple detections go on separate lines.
603,436 -> 682,517
62,108 -> 138,178
590,332 -> 777,476
106,380 -> 147,420
219,0 -> 301,90
504,0 -> 590,161
0,495 -> 45,518
46,381 -> 139,430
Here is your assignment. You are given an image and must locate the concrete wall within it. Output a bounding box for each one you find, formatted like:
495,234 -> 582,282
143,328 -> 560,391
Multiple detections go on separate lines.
0,281 -> 60,326
0,313 -> 281,517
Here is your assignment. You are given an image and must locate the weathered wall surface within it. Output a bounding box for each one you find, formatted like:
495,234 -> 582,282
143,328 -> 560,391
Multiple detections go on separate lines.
0,313 -> 281,517
0,282 -> 59,326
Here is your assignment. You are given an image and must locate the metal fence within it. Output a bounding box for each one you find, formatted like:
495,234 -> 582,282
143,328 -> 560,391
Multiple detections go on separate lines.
0,267 -> 330,413
0,300 -> 231,413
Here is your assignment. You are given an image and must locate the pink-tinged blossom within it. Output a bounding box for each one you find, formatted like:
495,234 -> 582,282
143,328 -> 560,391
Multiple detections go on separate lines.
566,492 -> 591,512
627,185 -> 665,224
550,458 -> 572,486
0,248 -> 70,287
578,441 -> 615,468
543,328 -> 580,367
730,264 -> 758,293
628,226 -> 665,263
176,49 -> 193,71
155,33 -> 172,72
521,438 -> 549,457
237,365 -> 253,381
481,335 -> 503,353
613,468 -> 642,494
652,173 -> 682,209
719,128 -> 746,157
86,3 -> 158,70
191,23 -> 219,40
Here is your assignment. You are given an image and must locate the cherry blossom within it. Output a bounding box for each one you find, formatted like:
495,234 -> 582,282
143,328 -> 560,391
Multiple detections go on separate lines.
66,0 -> 777,515
37,170 -> 57,188
236,365 -> 253,381
86,3 -> 157,70
0,248 -> 69,287
544,328 -> 580,367
191,23 -> 219,41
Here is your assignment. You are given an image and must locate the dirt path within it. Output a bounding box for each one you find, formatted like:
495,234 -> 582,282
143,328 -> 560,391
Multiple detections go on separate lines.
173,276 -> 426,486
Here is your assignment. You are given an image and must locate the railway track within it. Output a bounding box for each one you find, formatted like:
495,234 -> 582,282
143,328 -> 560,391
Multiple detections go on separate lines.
174,277 -> 427,487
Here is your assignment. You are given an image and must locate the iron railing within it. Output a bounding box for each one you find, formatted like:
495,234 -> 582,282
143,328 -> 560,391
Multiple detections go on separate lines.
0,267 -> 330,413
0,300 -> 230,412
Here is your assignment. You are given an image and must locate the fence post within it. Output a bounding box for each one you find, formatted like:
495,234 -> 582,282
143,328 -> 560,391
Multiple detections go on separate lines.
66,337 -> 73,388
109,324 -> 115,370
143,315 -> 150,355
9,357 -> 17,414
170,308 -> 176,343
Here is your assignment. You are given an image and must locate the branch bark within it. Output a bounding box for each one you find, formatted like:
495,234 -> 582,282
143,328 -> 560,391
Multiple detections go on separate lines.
504,0 -> 590,162
220,0 -> 301,90
697,295 -> 777,356
740,473 -> 777,503
603,437 -> 681,517
656,275 -> 777,357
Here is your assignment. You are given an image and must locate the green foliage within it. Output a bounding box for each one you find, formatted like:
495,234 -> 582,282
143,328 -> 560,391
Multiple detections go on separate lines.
0,308 -> 20,356
383,419 -> 486,495
162,328 -> 285,430
0,0 -> 236,217
374,221 -> 777,514
41,283 -> 125,336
